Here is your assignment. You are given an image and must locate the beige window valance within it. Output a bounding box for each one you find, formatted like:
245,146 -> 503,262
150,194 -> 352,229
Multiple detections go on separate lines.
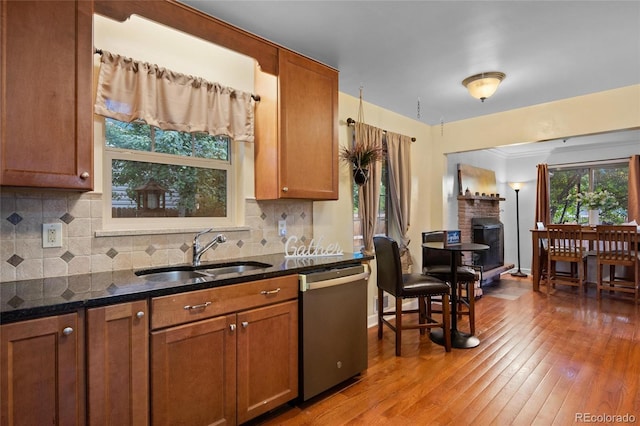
94,50 -> 255,142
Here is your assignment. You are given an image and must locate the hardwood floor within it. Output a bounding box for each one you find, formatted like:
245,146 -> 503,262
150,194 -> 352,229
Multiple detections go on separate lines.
249,276 -> 640,425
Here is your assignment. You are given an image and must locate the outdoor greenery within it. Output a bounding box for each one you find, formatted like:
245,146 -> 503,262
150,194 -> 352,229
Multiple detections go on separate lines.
549,164 -> 628,224
106,118 -> 229,217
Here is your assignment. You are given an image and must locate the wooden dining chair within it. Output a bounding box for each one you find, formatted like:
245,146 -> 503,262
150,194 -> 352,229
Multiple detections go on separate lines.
374,236 -> 452,355
595,225 -> 639,303
546,224 -> 587,295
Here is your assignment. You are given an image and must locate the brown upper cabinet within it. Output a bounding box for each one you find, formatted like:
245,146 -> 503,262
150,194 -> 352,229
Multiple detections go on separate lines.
1,0 -> 94,190
255,50 -> 339,200
3,0 -> 339,196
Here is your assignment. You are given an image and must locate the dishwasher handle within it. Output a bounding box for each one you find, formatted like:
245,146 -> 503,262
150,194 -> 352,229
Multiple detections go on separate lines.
299,271 -> 370,292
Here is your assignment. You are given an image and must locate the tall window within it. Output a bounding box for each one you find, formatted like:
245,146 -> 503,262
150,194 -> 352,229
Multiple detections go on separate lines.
104,118 -> 234,226
549,161 -> 629,224
352,140 -> 388,252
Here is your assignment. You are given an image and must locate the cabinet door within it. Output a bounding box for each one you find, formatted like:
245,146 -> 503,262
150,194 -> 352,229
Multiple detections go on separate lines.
255,49 -> 338,200
236,300 -> 298,424
1,313 -> 84,426
0,0 -> 93,190
151,314 -> 236,426
87,300 -> 149,426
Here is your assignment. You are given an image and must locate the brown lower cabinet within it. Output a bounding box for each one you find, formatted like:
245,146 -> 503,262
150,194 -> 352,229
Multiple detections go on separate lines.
87,300 -> 149,426
1,275 -> 298,425
151,299 -> 298,425
0,312 -> 85,426
150,275 -> 299,425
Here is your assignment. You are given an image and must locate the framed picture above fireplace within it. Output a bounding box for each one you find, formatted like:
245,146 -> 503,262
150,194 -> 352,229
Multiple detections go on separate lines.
458,164 -> 497,196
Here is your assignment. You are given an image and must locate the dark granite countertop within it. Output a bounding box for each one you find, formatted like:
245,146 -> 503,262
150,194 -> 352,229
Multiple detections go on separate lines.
1,252 -> 372,324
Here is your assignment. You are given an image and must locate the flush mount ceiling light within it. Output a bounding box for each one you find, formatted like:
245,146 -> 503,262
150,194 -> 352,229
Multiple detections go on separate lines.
462,72 -> 506,102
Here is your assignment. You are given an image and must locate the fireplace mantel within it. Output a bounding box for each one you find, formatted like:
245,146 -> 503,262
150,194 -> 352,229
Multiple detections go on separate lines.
457,195 -> 505,202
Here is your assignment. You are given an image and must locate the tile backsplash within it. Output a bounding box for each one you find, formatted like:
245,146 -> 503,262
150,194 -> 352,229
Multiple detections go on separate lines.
1,189 -> 312,282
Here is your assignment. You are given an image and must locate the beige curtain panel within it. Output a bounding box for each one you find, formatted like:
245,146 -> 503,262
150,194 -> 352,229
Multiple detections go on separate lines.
386,131 -> 413,267
95,51 -> 255,142
355,122 -> 384,256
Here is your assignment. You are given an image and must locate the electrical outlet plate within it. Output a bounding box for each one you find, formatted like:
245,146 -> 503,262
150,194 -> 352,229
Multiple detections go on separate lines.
278,220 -> 286,237
42,223 -> 63,248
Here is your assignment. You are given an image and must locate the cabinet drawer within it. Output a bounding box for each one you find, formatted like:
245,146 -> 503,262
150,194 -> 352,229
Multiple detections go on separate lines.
151,275 -> 298,329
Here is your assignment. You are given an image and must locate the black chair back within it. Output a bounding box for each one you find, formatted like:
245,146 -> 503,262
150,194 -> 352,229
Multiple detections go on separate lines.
373,236 -> 403,297
422,231 -> 462,268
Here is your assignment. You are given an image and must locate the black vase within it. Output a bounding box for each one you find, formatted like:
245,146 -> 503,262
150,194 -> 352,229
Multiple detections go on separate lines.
353,167 -> 369,186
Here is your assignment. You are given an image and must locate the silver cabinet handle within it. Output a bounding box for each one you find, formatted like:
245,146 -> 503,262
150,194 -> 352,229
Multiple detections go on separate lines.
242,321 -> 249,328
183,301 -> 212,310
230,324 -> 236,331
62,327 -> 74,336
80,172 -> 90,179
260,288 -> 281,295
282,187 -> 288,193
136,311 -> 145,319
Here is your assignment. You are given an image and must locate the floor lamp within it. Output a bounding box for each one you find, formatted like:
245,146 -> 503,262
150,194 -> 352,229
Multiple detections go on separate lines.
509,182 -> 528,277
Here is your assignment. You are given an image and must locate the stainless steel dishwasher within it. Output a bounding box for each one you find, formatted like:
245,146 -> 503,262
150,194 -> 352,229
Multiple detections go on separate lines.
298,264 -> 370,401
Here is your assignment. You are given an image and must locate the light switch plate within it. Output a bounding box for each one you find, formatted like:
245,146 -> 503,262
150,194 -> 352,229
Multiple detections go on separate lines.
43,223 -> 63,248
278,220 -> 287,237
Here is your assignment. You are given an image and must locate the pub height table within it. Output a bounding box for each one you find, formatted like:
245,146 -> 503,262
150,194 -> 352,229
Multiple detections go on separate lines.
422,241 -> 489,349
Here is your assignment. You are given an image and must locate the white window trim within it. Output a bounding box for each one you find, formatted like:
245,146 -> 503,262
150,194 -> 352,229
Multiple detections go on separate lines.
101,133 -> 239,233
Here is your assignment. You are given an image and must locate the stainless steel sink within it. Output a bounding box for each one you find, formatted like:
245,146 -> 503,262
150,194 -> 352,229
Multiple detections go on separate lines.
136,261 -> 272,282
137,269 -> 209,282
201,262 -> 271,276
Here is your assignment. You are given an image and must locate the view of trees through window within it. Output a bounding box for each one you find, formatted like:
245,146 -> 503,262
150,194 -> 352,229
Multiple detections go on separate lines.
549,162 -> 629,224
105,118 -> 230,219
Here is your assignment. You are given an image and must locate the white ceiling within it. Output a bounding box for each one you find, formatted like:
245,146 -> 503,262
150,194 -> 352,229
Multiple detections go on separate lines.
180,0 -> 640,126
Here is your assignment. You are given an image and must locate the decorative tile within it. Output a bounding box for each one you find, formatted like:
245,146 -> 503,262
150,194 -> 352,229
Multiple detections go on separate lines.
261,239 -> 267,246
300,236 -> 307,243
6,213 -> 22,225
61,289 -> 75,300
281,237 -> 287,244
260,212 -> 267,220
107,283 -> 118,294
180,243 -> 190,252
7,254 -> 23,267
146,245 -> 156,256
61,251 -> 75,263
281,213 -> 288,220
7,295 -> 24,308
237,240 -> 244,248
106,248 -> 118,259
60,213 -> 75,224
300,211 -> 306,220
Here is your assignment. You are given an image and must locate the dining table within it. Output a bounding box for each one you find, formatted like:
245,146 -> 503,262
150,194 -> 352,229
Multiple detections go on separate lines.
422,241 -> 489,349
530,226 -> 640,291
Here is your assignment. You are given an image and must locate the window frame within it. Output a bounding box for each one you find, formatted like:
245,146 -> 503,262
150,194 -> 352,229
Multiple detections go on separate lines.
101,119 -> 238,232
351,137 -> 389,252
549,159 -> 629,225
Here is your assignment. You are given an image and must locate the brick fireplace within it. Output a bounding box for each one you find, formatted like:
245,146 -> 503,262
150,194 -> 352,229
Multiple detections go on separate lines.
457,195 -> 511,282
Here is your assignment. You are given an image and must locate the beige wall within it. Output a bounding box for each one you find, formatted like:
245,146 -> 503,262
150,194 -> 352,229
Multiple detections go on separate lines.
323,85 -> 640,321
430,85 -> 640,227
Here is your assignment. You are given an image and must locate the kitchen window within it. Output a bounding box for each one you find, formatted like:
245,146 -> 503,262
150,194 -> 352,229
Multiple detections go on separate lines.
549,160 -> 629,224
94,47 -> 254,233
104,118 -> 234,227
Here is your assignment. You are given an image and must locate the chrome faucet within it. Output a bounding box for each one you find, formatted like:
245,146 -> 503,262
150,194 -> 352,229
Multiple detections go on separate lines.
192,228 -> 227,266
